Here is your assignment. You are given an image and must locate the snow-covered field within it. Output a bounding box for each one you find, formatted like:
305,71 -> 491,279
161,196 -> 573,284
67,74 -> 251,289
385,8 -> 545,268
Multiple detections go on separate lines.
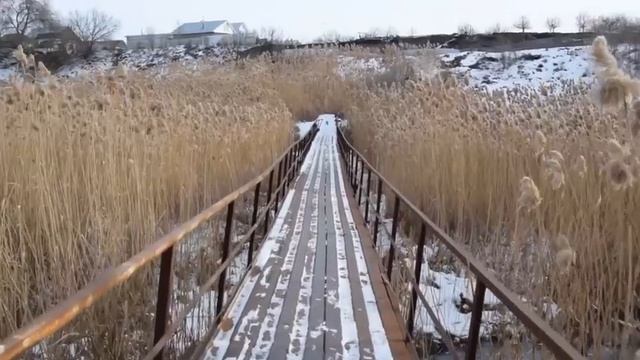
2,43 -> 637,90
441,46 -> 595,90
340,44 -> 638,90
0,45 -> 236,81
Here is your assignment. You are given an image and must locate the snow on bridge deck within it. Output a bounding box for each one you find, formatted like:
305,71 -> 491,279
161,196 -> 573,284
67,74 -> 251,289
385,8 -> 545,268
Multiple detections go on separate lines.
202,116 -> 415,360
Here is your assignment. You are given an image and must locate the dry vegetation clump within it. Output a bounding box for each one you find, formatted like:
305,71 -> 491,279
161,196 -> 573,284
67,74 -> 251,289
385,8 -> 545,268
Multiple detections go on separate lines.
0,63 -> 293,355
346,37 -> 640,355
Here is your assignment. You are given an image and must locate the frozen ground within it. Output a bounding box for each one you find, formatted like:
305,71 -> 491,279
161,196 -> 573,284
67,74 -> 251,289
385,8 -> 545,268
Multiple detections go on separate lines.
440,46 -> 595,90
339,44 -> 638,91
0,67 -> 16,82
295,121 -> 315,138
0,45 -> 236,81
1,43 -> 637,91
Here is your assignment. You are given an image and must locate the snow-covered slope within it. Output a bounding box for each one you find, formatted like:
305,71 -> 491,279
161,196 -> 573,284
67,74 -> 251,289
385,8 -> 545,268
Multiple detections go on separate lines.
57,46 -> 235,78
0,45 -> 236,82
441,46 -> 596,90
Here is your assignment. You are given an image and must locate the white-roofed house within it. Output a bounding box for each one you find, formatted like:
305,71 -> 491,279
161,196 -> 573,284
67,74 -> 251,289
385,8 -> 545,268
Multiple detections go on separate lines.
126,20 -> 254,49
170,20 -> 234,47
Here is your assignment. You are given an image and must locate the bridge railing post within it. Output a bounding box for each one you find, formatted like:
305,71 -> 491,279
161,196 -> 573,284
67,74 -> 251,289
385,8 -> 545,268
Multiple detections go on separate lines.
387,195 -> 400,279
357,161 -> 365,205
248,181 -> 261,267
364,169 -> 372,224
372,177 -> 383,246
283,150 -> 289,189
466,280 -> 487,360
264,170 -> 274,236
407,223 -> 426,337
295,142 -> 301,175
152,246 -> 174,360
282,151 -> 290,192
288,148 -> 295,186
274,160 -> 283,213
352,156 -> 359,192
348,150 -> 353,183
216,201 -> 235,320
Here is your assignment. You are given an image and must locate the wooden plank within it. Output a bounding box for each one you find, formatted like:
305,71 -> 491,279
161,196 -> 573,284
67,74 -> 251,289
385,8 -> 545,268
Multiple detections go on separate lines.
339,158 -> 418,360
304,142 -> 330,360
206,137 -> 323,359
321,138 -> 343,359
205,123 -> 417,360
214,172 -> 307,359
332,152 -> 376,360
269,142 -> 324,360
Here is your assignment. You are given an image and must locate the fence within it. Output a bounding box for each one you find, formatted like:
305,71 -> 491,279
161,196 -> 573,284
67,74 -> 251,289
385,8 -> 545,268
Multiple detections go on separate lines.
336,125 -> 584,360
0,125 -> 319,360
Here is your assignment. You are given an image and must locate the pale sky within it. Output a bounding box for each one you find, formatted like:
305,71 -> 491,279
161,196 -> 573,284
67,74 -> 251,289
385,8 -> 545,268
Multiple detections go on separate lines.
51,0 -> 639,42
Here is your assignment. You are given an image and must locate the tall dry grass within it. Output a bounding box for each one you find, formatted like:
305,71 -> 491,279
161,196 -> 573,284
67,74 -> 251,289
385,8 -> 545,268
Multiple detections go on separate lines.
346,37 -> 640,356
0,63 -> 294,349
3,38 -> 639,357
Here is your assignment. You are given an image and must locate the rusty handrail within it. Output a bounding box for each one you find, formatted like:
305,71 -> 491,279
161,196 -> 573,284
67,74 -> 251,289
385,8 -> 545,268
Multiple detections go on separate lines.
336,125 -> 584,360
0,124 -> 319,360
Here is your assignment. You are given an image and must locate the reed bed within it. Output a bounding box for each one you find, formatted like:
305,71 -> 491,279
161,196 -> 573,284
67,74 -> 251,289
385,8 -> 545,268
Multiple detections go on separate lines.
0,63 -> 293,346
2,38 -> 639,357
347,37 -> 640,356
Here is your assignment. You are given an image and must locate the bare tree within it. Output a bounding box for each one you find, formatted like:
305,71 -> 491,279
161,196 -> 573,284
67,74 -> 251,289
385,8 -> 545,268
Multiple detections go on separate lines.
364,27 -> 384,37
408,26 -> 417,36
385,26 -> 398,37
576,13 -> 590,32
315,30 -> 343,43
67,9 -> 120,52
457,23 -> 475,36
514,16 -> 531,33
546,17 -> 561,32
260,26 -> 283,43
485,22 -> 506,34
1,0 -> 57,35
588,15 -> 635,33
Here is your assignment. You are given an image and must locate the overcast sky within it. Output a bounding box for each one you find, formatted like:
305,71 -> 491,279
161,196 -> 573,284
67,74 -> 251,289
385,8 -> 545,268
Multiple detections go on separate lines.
51,0 -> 639,42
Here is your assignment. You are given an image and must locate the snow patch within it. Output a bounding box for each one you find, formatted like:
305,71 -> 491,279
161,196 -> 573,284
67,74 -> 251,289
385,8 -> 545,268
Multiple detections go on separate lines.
440,46 -> 595,90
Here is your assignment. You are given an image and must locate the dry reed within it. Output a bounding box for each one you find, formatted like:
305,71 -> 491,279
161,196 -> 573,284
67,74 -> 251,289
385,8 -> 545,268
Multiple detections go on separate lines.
0,62 -> 294,354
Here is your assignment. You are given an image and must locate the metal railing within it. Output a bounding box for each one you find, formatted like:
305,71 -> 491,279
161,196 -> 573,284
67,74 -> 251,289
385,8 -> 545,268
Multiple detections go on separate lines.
336,125 -> 584,360
0,125 -> 319,360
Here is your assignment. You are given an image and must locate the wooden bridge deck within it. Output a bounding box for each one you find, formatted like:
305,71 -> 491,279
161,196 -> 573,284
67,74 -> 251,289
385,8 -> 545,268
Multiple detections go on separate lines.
202,117 -> 415,360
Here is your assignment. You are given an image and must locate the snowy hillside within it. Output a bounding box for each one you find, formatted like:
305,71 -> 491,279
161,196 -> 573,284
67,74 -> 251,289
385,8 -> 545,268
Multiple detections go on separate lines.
441,45 -> 639,90
440,46 -> 595,90
1,43 -> 637,90
0,45 -> 236,81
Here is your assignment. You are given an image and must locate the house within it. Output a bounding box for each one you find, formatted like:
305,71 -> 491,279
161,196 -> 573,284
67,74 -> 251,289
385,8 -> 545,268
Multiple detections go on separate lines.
34,27 -> 82,55
173,20 -> 234,36
170,20 -> 234,47
126,20 -> 256,49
